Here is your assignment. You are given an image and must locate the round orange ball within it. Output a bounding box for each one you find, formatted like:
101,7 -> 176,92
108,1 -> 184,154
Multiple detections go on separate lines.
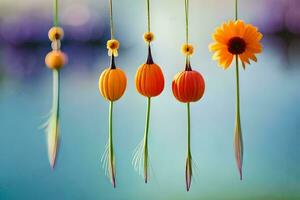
45,51 -> 67,70
172,70 -> 205,103
135,63 -> 164,97
99,68 -> 127,101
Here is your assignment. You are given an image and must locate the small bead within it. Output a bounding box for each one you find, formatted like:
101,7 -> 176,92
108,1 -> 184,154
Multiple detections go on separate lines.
143,32 -> 154,43
107,39 -> 119,50
107,39 -> 120,57
181,44 -> 194,56
45,50 -> 67,70
48,27 -> 64,41
51,40 -> 61,51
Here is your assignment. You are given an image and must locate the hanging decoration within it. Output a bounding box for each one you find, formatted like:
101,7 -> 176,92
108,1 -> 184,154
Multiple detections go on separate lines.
44,0 -> 67,169
99,0 -> 127,188
172,0 -> 205,191
209,0 -> 263,180
132,0 -> 165,183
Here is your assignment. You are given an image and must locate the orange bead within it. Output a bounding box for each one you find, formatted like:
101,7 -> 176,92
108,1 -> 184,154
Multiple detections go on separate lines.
172,70 -> 205,103
99,68 -> 127,101
135,63 -> 164,97
45,50 -> 67,70
48,27 -> 64,41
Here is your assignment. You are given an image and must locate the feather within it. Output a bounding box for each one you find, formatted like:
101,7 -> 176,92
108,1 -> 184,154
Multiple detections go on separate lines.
234,112 -> 244,180
44,69 -> 60,169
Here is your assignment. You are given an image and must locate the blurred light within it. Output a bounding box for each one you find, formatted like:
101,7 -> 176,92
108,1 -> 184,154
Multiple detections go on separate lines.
62,4 -> 91,27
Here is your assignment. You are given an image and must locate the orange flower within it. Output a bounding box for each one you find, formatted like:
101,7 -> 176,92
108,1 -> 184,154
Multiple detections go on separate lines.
209,20 -> 263,69
181,44 -> 194,56
107,39 -> 120,57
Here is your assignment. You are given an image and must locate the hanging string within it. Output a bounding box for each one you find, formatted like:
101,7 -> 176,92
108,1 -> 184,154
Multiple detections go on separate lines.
235,0 -> 238,21
109,0 -> 115,39
147,0 -> 151,33
53,0 -> 58,26
233,0 -> 243,180
184,0 -> 189,44
184,0 -> 190,66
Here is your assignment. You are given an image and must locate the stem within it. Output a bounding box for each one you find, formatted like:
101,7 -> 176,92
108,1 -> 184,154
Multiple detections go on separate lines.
109,101 -> 116,187
235,0 -> 238,20
235,56 -> 240,118
53,0 -> 58,26
185,103 -> 192,191
187,103 -> 191,157
54,69 -> 60,130
147,0 -> 151,33
143,97 -> 151,183
235,55 -> 243,180
109,0 -> 114,39
184,0 -> 189,44
184,0 -> 191,69
110,55 -> 116,69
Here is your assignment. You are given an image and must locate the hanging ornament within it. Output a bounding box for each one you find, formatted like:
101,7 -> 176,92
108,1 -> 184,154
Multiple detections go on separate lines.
172,0 -> 205,191
209,0 -> 263,180
44,0 -> 67,169
132,0 -> 165,184
99,0 -> 127,188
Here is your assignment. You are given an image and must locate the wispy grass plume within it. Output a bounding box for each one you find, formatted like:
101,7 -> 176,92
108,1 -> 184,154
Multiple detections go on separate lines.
44,69 -> 60,169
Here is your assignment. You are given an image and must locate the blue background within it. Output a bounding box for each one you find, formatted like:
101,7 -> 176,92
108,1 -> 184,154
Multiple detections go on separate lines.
0,0 -> 300,199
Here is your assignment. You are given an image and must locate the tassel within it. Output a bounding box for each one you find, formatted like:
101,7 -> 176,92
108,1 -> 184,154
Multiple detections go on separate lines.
44,69 -> 60,169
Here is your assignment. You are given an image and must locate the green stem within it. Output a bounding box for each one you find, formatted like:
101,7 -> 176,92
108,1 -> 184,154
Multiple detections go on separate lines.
147,0 -> 151,33
54,69 -> 60,127
109,0 -> 114,39
186,102 -> 192,191
235,55 -> 243,180
143,97 -> 151,183
53,0 -> 58,26
187,103 -> 191,157
109,101 -> 116,187
184,0 -> 189,44
235,56 -> 240,119
235,0 -> 238,20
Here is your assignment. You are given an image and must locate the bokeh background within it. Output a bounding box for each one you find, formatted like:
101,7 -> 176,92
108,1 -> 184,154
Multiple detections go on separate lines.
0,0 -> 300,199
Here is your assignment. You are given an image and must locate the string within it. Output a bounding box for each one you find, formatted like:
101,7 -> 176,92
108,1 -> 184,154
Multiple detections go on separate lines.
53,0 -> 58,26
109,0 -> 114,39
184,0 -> 190,66
184,0 -> 189,44
147,0 -> 151,33
235,0 -> 238,21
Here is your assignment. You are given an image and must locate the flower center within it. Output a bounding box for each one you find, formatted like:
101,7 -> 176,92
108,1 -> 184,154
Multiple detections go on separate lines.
227,37 -> 246,54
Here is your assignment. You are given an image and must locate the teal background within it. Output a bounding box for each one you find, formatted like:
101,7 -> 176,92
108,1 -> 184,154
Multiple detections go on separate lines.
0,0 -> 300,199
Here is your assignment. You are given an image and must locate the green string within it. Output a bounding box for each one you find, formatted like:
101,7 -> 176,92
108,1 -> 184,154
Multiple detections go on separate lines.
235,56 -> 240,121
184,0 -> 189,44
234,0 -> 239,119
143,97 -> 151,182
234,0 -> 243,180
187,102 -> 191,157
184,0 -> 190,65
235,0 -> 238,21
109,101 -> 116,186
147,0 -> 151,33
109,0 -> 114,39
53,0 -> 58,26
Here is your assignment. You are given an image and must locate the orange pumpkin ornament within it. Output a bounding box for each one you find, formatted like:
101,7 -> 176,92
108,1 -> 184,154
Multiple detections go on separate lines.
133,46 -> 165,183
99,57 -> 127,102
135,47 -> 164,98
132,0 -> 165,184
98,55 -> 127,188
98,0 -> 127,188
172,0 -> 205,192
172,63 -> 205,103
